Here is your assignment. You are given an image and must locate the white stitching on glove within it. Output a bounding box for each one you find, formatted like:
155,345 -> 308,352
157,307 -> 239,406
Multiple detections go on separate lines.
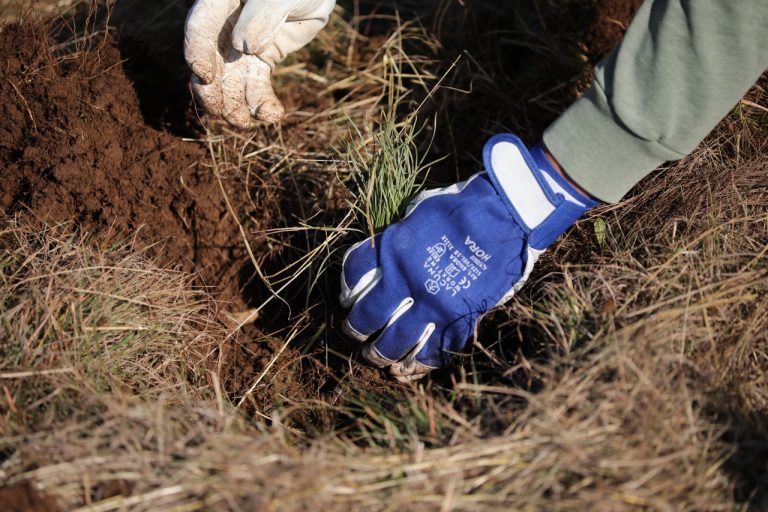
184,0 -> 335,127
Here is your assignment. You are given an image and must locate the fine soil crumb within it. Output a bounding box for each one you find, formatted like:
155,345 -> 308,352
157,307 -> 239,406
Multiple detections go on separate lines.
0,482 -> 60,512
0,20 -> 241,295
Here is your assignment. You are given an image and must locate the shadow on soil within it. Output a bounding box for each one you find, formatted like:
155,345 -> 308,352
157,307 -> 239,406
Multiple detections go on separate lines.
709,402 -> 768,508
109,0 -> 199,137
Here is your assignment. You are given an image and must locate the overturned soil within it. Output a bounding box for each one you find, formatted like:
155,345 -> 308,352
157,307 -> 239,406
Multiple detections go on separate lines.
0,16 -> 369,428
0,18 -> 330,422
0,21 -> 241,294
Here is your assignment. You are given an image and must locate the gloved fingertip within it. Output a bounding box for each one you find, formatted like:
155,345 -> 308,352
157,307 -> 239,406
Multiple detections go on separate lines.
231,29 -> 268,56
191,75 -> 224,116
392,372 -> 428,383
361,343 -> 393,368
186,47 -> 219,85
223,109 -> 257,130
192,64 -> 214,86
390,360 -> 434,382
229,32 -> 247,54
342,319 -> 368,342
339,237 -> 380,306
254,98 -> 285,124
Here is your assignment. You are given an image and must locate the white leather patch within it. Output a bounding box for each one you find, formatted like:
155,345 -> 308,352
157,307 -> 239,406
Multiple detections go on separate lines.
340,267 -> 380,309
404,175 -> 477,218
404,322 -> 435,362
376,297 -> 414,338
339,237 -> 380,308
491,142 -> 555,230
496,246 -> 545,306
342,318 -> 369,342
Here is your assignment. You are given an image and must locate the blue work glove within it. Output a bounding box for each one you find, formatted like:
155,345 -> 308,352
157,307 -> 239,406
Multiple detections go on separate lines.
340,134 -> 599,381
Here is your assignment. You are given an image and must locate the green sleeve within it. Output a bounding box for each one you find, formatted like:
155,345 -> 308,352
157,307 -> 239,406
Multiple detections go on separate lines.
542,0 -> 768,203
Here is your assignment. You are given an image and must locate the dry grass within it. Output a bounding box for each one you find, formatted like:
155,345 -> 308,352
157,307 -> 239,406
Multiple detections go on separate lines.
0,223 -> 223,434
1,1 -> 768,511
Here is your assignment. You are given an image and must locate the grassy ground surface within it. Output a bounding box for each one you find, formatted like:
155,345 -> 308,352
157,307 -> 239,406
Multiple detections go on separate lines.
1,0 -> 767,510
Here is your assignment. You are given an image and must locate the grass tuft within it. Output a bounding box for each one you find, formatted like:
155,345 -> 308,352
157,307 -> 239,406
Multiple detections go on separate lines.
0,221 -> 223,434
343,112 -> 433,237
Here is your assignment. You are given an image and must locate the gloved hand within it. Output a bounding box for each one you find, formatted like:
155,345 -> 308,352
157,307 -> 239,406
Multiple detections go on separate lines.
184,0 -> 335,128
340,134 -> 598,382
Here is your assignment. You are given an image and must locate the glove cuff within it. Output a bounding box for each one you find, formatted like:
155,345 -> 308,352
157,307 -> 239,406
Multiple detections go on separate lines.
483,133 -> 597,250
529,143 -> 599,209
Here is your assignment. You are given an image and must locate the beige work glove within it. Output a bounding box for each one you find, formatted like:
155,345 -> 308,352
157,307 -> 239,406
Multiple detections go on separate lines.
185,0 -> 335,128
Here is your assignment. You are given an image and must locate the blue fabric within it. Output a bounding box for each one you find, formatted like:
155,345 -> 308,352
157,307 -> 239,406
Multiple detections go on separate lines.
482,133 -> 599,250
530,143 -> 598,208
341,134 -> 595,369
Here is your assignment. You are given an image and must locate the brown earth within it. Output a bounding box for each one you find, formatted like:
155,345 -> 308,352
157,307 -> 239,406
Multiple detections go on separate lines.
0,21 -> 242,295
0,18 -> 327,424
0,15 -> 372,429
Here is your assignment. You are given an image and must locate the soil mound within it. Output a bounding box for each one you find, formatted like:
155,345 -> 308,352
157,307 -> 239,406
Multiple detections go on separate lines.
0,21 -> 239,292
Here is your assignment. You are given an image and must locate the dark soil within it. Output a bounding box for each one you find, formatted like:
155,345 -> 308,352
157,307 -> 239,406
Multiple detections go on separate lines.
585,0 -> 645,61
0,14 -> 364,430
0,21 -> 243,295
0,18 -> 308,424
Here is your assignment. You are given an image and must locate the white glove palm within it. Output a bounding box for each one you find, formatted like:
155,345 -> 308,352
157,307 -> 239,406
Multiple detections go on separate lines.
184,0 -> 335,128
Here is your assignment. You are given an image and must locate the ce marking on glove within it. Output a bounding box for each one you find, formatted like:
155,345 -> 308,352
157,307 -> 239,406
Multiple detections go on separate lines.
425,279 -> 441,295
423,235 -> 489,297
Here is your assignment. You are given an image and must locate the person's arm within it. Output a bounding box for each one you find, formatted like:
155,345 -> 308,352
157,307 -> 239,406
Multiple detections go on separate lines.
339,0 -> 768,381
544,0 -> 768,203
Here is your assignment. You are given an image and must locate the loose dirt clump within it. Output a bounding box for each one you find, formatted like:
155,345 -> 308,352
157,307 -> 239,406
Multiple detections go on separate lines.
0,20 -> 241,294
